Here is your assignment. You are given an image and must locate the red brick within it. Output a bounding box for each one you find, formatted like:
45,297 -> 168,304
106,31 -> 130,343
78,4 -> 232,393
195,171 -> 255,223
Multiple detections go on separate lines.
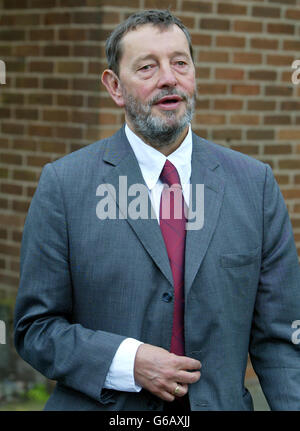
31,0 -> 56,6
44,13 -> 71,25
28,124 -> 54,137
56,94 -> 84,107
15,109 -> 39,120
281,101 -> 300,111
267,23 -> 295,34
197,84 -> 227,94
14,45 -> 40,56
234,20 -> 263,33
0,108 -> 10,118
283,40 -> 300,51
43,110 -> 70,122
195,67 -> 210,79
247,130 -> 274,140
286,9 -> 300,20
15,77 -> 39,89
252,6 -> 281,18
247,99 -> 276,111
0,243 -> 20,258
282,189 -> 300,199
98,113 -> 118,125
191,34 -> 212,46
73,12 -> 104,25
40,142 -> 67,154
267,55 -> 295,66
43,78 -> 69,90
230,115 -> 260,125
182,1 -> 212,13
27,156 -> 53,167
3,0 -> 29,8
55,126 -> 83,140
249,70 -> 277,80
0,153 -> 22,165
278,130 -> 300,140
13,169 -> 39,182
195,114 -> 226,125
230,145 -> 259,155
0,168 -> 9,179
265,86 -> 293,96
217,3 -> 247,15
214,99 -> 243,110
232,85 -> 260,95
264,116 -> 291,125
12,200 -> 30,213
12,140 -> 38,152
215,68 -> 244,80
216,35 -> 245,48
57,62 -> 84,74
29,61 -> 54,73
2,123 -> 25,135
59,29 -> 87,41
72,78 -> 99,92
251,38 -> 279,50
200,19 -> 230,31
43,45 -> 70,57
212,129 -> 242,141
29,29 -> 54,41
233,52 -> 262,64
1,184 -> 23,195
197,51 -> 229,63
144,0 -> 177,9
28,93 -> 53,105
71,111 -> 99,125
0,30 -> 26,41
264,144 -> 292,154
0,13 -> 39,26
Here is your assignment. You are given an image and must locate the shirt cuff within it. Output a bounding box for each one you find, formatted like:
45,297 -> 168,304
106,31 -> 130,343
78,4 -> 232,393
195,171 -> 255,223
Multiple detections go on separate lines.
104,338 -> 144,392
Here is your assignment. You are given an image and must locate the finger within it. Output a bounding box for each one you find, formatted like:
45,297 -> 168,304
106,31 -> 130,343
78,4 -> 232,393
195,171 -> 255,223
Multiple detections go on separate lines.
172,383 -> 188,397
175,356 -> 202,371
175,369 -> 201,385
159,390 -> 176,402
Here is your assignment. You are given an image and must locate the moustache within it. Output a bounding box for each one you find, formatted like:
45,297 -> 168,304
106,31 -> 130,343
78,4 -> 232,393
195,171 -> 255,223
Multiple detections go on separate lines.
149,89 -> 188,106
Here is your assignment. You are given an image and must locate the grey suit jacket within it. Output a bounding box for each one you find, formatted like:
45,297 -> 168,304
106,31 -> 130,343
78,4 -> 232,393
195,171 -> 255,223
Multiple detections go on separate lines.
14,126 -> 300,410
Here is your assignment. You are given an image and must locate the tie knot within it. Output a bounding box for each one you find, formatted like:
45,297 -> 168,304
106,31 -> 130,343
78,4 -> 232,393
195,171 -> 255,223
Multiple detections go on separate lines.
160,160 -> 181,187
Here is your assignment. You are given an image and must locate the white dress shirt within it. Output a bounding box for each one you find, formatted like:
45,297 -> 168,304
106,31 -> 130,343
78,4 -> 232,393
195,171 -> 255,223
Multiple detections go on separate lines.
103,123 -> 193,392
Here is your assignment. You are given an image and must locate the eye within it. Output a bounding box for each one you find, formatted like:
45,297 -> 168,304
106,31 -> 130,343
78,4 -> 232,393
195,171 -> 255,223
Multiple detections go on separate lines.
139,64 -> 153,71
176,60 -> 187,67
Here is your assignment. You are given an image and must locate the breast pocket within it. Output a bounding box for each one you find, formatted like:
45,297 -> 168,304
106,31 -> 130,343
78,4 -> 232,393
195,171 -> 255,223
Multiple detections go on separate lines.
219,247 -> 261,304
220,247 -> 261,268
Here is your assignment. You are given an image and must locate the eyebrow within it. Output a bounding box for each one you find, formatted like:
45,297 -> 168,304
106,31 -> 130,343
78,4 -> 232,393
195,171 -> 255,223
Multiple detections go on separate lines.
132,51 -> 191,69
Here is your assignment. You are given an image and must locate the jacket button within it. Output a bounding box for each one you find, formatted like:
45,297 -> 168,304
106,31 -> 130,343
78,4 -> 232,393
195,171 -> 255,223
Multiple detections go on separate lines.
162,292 -> 173,302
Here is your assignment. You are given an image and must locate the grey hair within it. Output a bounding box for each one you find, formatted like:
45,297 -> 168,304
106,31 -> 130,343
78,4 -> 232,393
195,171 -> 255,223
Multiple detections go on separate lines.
105,9 -> 194,76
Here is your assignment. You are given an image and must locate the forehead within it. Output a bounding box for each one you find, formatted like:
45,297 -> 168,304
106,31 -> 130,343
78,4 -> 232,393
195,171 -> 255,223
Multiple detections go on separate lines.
119,24 -> 190,65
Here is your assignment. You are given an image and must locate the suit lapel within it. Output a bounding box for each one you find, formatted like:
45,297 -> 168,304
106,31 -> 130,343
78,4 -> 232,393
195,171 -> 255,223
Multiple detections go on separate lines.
184,134 -> 226,297
102,127 -> 173,286
101,127 -> 226,292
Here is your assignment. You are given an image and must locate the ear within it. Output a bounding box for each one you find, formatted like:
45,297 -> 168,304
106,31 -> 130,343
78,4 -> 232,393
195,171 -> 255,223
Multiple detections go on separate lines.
101,69 -> 125,107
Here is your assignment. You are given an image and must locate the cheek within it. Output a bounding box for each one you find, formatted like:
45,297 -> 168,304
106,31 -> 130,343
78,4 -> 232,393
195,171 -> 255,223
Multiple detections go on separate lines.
180,73 -> 196,95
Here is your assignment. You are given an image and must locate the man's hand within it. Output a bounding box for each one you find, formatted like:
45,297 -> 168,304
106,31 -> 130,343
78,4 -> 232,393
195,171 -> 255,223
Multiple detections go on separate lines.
134,344 -> 201,402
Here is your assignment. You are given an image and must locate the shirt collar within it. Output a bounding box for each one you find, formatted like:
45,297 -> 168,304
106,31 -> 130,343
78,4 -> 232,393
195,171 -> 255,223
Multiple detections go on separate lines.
125,123 -> 192,190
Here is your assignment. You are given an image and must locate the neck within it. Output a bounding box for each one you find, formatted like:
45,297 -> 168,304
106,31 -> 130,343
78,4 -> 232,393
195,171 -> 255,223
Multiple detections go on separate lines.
126,120 -> 189,156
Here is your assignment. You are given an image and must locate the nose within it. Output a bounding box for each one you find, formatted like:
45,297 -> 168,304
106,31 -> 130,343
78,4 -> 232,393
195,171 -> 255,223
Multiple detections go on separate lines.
157,63 -> 177,88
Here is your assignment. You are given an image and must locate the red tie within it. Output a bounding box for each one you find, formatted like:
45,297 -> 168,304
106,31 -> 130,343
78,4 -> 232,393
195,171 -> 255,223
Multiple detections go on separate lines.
159,160 -> 186,356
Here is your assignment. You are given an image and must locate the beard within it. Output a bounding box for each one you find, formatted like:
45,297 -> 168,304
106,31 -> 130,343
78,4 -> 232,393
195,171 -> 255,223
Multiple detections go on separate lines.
122,87 -> 196,149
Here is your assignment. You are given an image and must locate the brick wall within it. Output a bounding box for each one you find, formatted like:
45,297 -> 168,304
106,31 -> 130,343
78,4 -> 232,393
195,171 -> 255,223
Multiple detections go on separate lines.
0,0 -> 300,298
0,0 -> 299,403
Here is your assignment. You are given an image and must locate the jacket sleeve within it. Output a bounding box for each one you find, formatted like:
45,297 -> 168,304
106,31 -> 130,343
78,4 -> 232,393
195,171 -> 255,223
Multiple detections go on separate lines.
249,164 -> 300,410
13,163 -> 126,403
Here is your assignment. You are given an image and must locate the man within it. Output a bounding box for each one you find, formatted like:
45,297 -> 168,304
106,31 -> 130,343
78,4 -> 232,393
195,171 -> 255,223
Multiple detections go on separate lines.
14,10 -> 300,411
